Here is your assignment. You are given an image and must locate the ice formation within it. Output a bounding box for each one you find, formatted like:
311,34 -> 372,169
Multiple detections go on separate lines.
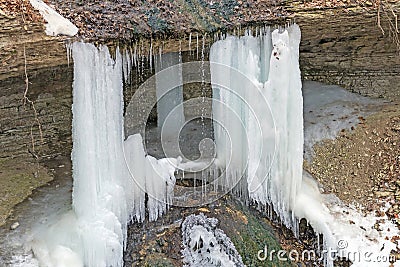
28,42 -> 178,267
29,0 -> 78,36
123,134 -> 179,222
71,42 -> 178,265
70,42 -> 132,267
210,25 -> 303,228
181,213 -> 244,267
210,25 -> 399,267
17,24 -> 397,267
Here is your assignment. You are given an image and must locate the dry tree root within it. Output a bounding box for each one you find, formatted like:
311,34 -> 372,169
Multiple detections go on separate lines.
17,0 -> 44,159
376,0 -> 400,53
22,45 -> 43,159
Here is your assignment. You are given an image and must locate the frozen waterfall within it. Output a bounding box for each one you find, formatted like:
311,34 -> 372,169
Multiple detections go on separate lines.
210,25 -> 303,229
70,42 -> 132,267
154,52 -> 185,138
210,25 -> 399,267
70,42 -> 178,265
28,42 -> 178,267
23,24 -> 399,267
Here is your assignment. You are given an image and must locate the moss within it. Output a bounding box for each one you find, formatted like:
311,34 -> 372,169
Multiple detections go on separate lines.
227,202 -> 293,267
0,157 -> 53,226
126,196 -> 293,266
143,255 -> 176,267
145,7 -> 170,32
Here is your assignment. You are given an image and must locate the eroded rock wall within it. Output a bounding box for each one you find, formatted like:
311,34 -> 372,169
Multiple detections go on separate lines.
296,6 -> 400,100
0,14 -> 68,81
0,66 -> 72,160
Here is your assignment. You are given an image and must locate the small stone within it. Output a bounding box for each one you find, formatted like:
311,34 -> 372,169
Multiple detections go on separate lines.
375,191 -> 392,197
10,222 -> 19,230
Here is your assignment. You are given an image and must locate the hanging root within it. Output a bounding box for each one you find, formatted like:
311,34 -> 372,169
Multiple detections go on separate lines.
376,0 -> 400,53
377,0 -> 385,35
22,45 -> 43,159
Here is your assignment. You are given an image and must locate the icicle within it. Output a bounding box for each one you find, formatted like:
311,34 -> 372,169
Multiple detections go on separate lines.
156,46 -> 161,70
124,134 -> 178,222
133,43 -> 137,68
179,40 -> 182,64
140,51 -> 145,81
196,33 -> 199,60
122,48 -> 133,84
189,32 -> 192,53
149,42 -> 153,71
65,42 -> 72,67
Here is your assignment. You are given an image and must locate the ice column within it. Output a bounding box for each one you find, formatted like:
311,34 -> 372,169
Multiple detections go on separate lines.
210,25 -> 303,229
71,42 -> 134,267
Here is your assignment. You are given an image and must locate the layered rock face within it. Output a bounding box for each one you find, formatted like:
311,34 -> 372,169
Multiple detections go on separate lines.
297,5 -> 400,101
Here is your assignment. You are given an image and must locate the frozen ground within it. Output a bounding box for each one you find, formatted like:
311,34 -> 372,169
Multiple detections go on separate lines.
303,81 -> 387,161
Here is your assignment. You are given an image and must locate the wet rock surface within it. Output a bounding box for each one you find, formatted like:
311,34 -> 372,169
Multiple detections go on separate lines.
0,12 -> 68,81
297,3 -> 400,101
0,63 -> 72,226
0,157 -> 52,227
124,196 -> 294,267
2,0 -> 400,100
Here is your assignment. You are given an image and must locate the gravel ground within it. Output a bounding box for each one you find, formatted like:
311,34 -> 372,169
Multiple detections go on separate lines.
305,103 -> 400,228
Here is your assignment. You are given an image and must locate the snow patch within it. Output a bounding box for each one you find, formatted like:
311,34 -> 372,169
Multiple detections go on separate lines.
29,0 -> 78,36
182,213 -> 245,267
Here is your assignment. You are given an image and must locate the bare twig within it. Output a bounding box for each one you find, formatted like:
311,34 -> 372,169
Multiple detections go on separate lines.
382,0 -> 400,52
389,4 -> 399,34
20,0 -> 26,24
377,0 -> 385,35
22,45 -> 43,157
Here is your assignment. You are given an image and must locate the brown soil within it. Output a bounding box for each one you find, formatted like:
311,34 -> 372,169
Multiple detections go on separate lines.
44,0 -> 380,41
305,103 -> 400,225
